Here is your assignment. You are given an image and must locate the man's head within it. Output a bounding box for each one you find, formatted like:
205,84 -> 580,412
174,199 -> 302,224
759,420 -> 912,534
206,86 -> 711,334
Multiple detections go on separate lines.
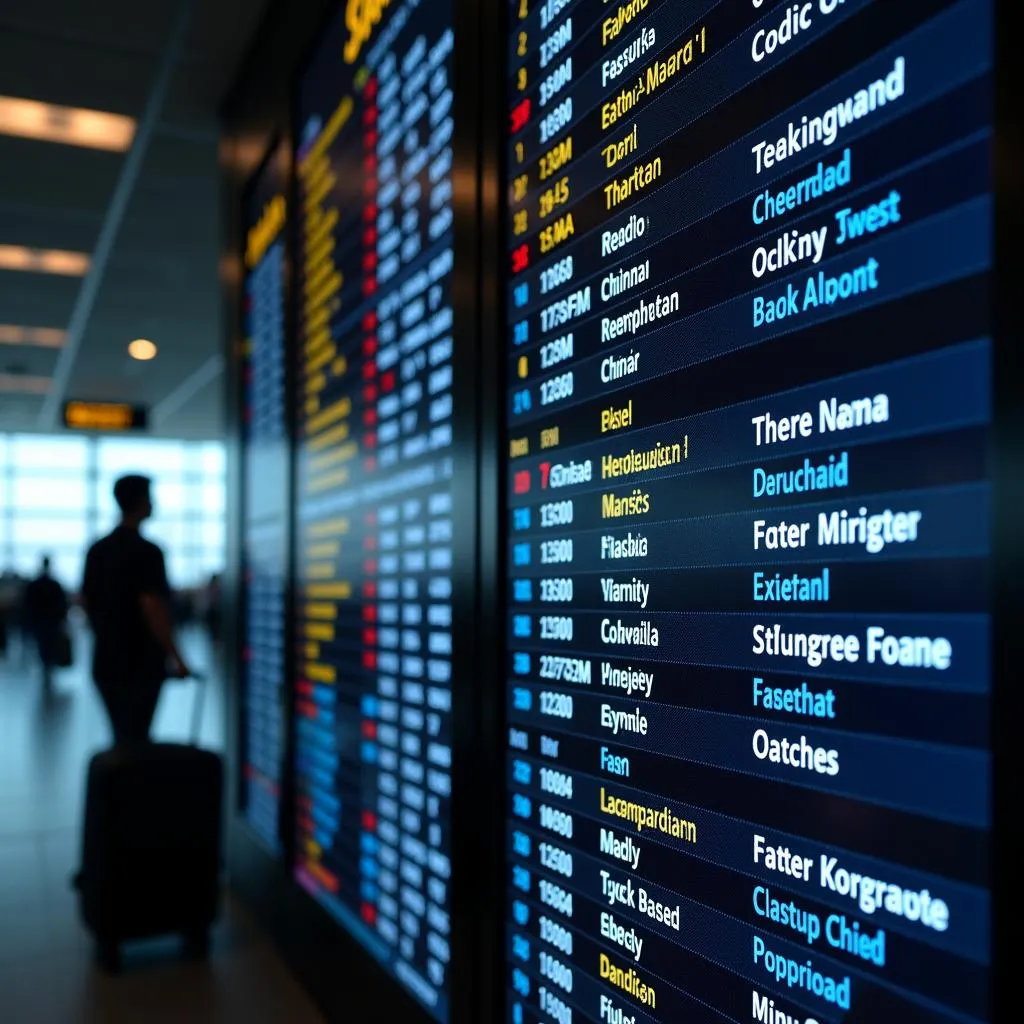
113,474 -> 153,524
40,555 -> 51,574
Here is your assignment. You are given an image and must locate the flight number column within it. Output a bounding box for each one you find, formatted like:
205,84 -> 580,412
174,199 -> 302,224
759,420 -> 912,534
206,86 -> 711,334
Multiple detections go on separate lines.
506,3 -> 597,1022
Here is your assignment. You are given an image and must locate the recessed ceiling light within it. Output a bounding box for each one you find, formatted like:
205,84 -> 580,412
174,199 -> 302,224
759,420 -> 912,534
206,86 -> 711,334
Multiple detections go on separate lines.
0,245 -> 90,276
0,325 -> 67,347
128,338 -> 157,361
0,95 -> 135,151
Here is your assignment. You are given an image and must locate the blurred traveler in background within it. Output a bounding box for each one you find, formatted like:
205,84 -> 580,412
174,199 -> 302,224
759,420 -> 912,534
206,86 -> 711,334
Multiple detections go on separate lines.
0,570 -> 29,664
24,556 -> 70,693
0,571 -> 11,658
81,474 -> 191,746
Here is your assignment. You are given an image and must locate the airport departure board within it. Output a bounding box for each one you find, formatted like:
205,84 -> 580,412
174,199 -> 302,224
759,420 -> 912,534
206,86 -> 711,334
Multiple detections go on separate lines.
293,0 -> 456,1017
503,2 -> 992,1023
241,140 -> 290,853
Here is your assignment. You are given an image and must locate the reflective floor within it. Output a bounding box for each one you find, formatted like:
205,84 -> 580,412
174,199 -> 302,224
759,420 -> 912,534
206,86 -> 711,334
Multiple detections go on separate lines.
0,621 -> 323,1022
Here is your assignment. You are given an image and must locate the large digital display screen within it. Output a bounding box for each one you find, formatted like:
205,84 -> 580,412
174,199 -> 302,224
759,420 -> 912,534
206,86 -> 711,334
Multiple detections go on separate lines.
503,2 -> 992,1022
241,139 -> 290,853
293,0 -> 456,1017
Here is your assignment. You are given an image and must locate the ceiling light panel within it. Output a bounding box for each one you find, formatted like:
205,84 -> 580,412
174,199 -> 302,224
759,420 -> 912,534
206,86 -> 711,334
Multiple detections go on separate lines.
0,245 -> 90,276
0,325 -> 66,347
0,95 -> 135,151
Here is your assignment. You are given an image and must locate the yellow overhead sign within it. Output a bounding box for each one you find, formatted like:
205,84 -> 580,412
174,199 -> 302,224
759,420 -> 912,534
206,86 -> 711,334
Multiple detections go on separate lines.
62,401 -> 147,431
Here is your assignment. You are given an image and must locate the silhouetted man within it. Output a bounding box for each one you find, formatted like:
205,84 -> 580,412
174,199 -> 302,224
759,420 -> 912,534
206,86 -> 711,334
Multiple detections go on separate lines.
24,556 -> 68,691
81,475 -> 191,745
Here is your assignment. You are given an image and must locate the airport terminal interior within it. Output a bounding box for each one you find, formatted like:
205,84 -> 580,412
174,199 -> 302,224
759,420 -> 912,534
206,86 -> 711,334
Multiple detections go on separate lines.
0,0 -> 1011,1021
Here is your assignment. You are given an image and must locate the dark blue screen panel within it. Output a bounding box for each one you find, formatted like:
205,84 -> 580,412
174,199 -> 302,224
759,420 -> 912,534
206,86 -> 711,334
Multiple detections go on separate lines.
292,1 -> 457,1018
241,139 -> 290,854
503,2 -> 992,1021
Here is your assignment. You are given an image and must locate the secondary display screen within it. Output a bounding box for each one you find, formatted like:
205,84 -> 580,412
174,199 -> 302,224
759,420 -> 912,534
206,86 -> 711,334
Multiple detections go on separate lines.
293,0 -> 456,1017
240,139 -> 290,853
503,2 -> 992,1022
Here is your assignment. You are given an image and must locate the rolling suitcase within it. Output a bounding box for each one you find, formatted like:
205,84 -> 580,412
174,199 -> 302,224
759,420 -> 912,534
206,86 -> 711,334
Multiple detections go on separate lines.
77,676 -> 223,971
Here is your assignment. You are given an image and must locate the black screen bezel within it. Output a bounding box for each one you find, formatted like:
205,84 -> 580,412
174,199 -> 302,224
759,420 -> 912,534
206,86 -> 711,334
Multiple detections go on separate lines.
236,132 -> 294,859
990,1 -> 1020,1019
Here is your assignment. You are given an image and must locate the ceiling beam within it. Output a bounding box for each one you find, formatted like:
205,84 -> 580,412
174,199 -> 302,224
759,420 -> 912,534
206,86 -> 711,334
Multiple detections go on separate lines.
37,0 -> 196,428
0,14 -> 222,64
151,353 -> 224,428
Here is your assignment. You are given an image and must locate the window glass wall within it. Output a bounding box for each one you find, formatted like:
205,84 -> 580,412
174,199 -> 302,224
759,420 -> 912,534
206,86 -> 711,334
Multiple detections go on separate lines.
0,433 -> 226,592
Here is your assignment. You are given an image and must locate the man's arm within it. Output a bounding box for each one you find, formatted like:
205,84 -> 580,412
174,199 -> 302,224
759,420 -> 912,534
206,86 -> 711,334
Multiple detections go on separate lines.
139,593 -> 189,677
138,547 -> 190,678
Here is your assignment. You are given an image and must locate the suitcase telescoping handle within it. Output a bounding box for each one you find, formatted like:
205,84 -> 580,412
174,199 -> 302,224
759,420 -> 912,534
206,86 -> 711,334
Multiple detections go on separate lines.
188,671 -> 207,747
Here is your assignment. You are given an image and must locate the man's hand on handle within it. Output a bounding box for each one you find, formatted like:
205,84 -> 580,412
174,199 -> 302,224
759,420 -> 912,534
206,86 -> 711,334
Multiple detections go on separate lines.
139,591 -> 192,680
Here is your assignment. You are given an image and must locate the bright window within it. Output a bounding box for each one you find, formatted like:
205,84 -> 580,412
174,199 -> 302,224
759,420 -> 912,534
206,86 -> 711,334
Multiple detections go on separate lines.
167,552 -> 193,587
198,443 -> 225,475
144,518 -> 189,551
96,438 -> 186,478
198,520 -> 226,549
198,549 -> 225,576
10,434 -> 88,472
11,475 -> 89,510
0,434 -> 226,589
12,516 -> 90,549
151,479 -> 189,515
199,482 -> 226,516
52,551 -> 85,588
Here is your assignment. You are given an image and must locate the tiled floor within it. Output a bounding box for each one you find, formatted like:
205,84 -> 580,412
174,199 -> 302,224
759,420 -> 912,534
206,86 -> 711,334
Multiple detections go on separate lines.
0,621 -> 324,1023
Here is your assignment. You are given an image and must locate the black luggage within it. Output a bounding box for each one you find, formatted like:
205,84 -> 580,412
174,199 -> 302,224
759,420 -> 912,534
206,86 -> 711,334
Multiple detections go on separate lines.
77,677 -> 223,970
